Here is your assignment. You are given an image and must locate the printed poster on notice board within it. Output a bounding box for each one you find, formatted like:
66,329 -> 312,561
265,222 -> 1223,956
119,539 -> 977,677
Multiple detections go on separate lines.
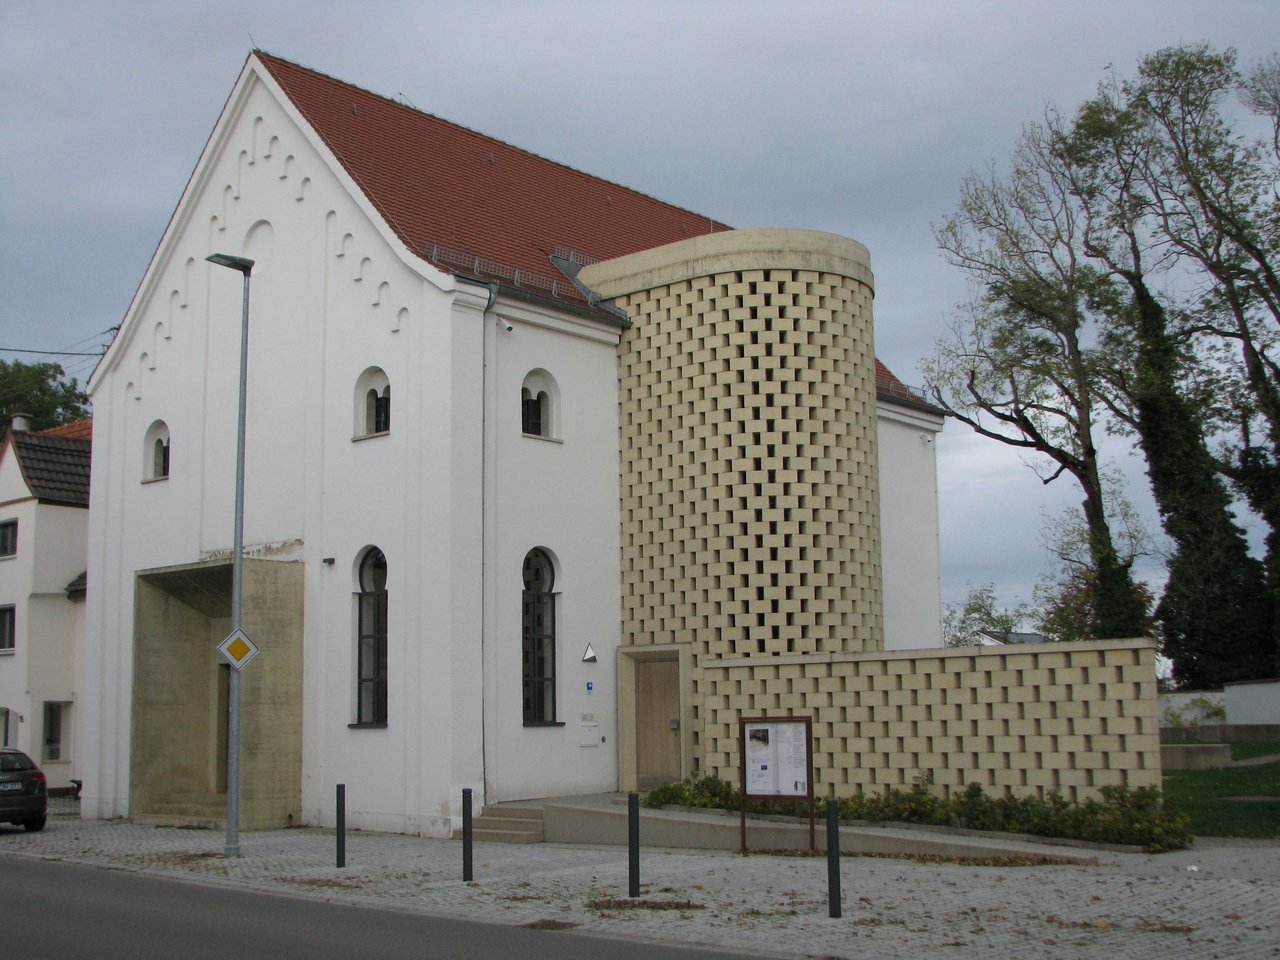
743,719 -> 810,798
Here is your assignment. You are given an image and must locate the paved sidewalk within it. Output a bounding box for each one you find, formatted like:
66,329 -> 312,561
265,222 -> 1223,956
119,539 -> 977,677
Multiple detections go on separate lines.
2,803 -> 1277,959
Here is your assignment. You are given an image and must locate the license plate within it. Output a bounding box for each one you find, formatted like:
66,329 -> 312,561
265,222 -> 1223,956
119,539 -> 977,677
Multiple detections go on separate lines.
0,782 -> 22,791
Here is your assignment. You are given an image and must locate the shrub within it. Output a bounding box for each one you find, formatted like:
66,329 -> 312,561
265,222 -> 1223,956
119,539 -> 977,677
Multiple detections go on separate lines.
644,776 -> 1192,851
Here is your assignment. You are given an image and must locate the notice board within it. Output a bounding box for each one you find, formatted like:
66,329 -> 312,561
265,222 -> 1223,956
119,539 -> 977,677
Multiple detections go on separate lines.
737,716 -> 815,852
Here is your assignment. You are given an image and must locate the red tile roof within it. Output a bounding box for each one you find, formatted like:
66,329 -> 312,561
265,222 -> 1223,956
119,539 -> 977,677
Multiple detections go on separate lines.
254,53 -> 932,410
256,52 -> 731,305
36,419 -> 93,441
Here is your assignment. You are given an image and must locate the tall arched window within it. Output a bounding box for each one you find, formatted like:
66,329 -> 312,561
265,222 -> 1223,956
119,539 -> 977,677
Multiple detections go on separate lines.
356,547 -> 388,725
520,369 -> 559,439
143,420 -> 170,481
522,547 -> 557,724
353,367 -> 391,438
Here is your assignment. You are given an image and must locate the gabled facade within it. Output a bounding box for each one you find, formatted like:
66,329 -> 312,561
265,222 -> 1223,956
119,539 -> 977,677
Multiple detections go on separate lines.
0,418 -> 91,790
83,52 -> 1157,838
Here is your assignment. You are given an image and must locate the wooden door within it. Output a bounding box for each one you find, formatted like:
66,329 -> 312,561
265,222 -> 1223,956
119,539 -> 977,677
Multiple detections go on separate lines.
635,659 -> 681,789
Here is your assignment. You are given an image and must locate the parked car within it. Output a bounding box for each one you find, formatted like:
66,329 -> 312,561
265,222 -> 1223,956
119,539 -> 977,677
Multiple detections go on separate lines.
0,747 -> 47,831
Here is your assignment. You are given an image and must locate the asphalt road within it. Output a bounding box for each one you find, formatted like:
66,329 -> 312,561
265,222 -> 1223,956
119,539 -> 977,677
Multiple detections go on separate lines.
0,856 -> 770,960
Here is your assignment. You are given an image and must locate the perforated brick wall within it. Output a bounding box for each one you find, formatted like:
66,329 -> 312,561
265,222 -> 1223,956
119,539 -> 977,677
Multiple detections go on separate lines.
613,265 -> 882,662
701,640 -> 1162,801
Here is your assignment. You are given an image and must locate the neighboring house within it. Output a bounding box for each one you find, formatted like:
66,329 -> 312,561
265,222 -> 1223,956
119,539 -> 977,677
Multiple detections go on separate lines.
82,52 -> 1157,836
0,416 -> 91,791
977,629 -> 1047,646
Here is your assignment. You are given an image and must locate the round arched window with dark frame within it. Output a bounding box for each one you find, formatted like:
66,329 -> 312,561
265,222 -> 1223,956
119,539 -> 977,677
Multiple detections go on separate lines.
521,548 -> 557,725
355,547 -> 388,725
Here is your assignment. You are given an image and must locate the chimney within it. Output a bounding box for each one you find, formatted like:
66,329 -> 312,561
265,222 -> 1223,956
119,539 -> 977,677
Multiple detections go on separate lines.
10,413 -> 31,432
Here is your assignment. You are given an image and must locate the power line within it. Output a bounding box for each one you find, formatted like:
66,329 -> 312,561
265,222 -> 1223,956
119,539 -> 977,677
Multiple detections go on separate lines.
0,346 -> 104,357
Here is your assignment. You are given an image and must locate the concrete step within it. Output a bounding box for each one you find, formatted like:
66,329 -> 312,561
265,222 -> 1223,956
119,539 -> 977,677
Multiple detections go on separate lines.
135,812 -> 224,830
470,826 -> 544,844
453,805 -> 545,843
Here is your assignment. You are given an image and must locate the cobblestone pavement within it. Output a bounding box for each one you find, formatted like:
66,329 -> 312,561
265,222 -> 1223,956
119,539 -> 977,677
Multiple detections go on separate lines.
2,801 -> 1277,960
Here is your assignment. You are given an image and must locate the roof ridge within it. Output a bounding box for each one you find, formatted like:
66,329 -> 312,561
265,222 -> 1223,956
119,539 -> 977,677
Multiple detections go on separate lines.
252,50 -> 731,238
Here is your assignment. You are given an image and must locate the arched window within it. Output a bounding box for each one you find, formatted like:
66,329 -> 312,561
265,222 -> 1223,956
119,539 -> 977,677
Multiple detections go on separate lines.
522,547 -> 557,724
143,420 -> 170,481
520,369 -> 559,439
355,547 -> 388,725
353,367 -> 391,438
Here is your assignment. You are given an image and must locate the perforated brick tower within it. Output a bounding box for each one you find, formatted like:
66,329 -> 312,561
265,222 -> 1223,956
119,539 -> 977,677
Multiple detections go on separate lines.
581,229 -> 883,781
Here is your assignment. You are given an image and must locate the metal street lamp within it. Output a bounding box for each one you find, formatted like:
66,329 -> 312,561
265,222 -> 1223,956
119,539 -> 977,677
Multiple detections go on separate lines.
206,251 -> 254,858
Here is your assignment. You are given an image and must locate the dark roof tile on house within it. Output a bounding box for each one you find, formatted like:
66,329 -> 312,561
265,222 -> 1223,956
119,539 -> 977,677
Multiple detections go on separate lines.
65,570 -> 88,597
8,421 -> 92,506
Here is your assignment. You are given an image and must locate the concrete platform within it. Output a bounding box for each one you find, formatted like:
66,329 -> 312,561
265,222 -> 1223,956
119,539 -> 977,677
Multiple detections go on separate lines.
498,793 -> 1101,864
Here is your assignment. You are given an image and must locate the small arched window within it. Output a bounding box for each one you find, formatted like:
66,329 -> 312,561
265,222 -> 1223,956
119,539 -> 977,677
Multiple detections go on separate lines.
522,547 -> 557,725
520,369 -> 559,439
143,420 -> 171,481
355,547 -> 388,725
353,367 -> 391,438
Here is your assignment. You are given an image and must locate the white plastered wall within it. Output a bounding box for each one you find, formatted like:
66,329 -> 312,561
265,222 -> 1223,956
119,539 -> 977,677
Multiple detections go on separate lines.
482,296 -> 624,802
83,63 -> 481,834
876,400 -> 945,649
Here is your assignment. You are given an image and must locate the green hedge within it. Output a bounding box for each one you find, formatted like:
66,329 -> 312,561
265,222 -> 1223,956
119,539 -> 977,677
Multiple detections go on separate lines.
643,776 -> 1192,852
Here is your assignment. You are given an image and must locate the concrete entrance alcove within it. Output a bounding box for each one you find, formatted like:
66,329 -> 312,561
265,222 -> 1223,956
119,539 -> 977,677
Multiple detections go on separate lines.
130,558 -> 303,828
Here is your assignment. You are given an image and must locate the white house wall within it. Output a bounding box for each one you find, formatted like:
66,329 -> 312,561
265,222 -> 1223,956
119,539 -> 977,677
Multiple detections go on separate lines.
84,67 -> 481,834
0,494 -> 36,754
876,402 -> 945,649
483,298 -> 624,802
0,468 -> 85,787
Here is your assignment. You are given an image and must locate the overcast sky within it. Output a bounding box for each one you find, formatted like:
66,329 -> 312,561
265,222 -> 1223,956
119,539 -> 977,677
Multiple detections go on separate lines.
3,1 -> 1278,612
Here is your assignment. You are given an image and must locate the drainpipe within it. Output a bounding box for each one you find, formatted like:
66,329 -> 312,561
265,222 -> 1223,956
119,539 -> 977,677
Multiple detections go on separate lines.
462,277 -> 499,814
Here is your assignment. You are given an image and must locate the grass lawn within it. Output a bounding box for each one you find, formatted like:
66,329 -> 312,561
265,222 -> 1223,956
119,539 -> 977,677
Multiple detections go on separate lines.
1163,753 -> 1280,839
1230,741 -> 1280,762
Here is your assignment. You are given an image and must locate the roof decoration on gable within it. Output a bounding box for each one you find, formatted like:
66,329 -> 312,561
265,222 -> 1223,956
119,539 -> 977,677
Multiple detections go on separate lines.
4,420 -> 93,507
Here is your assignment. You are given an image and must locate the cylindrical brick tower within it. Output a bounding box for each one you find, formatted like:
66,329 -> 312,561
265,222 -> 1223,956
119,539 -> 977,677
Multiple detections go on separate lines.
581,229 -> 883,665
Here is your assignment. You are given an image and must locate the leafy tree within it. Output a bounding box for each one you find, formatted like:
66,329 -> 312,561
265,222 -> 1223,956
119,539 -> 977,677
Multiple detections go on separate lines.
934,43 -> 1278,686
0,360 -> 91,434
1065,46 -> 1275,686
1032,497 -> 1157,643
925,117 -> 1149,640
943,583 -> 1029,647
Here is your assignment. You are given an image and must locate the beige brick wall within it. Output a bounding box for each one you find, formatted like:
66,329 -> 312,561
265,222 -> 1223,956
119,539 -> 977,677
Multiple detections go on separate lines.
702,639 -> 1162,801
584,231 -> 884,665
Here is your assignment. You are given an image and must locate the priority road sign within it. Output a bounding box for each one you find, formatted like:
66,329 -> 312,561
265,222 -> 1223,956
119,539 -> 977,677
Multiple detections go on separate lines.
219,628 -> 259,670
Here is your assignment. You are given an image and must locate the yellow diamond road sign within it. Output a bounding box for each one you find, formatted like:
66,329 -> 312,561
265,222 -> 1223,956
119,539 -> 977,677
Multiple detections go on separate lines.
219,628 -> 259,671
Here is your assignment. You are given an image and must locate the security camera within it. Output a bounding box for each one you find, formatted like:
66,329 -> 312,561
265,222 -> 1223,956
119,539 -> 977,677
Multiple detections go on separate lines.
501,321 -> 514,333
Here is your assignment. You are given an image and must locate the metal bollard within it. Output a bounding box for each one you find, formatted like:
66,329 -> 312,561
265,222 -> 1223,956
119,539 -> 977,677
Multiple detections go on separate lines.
628,791 -> 640,898
462,787 -> 474,882
826,798 -> 841,918
336,783 -> 346,869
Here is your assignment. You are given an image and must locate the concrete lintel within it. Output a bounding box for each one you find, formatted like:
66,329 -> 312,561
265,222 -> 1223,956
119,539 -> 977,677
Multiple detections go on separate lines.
578,228 -> 873,300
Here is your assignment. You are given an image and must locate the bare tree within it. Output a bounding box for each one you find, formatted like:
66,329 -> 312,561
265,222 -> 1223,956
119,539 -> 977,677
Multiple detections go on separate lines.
925,119 -> 1149,640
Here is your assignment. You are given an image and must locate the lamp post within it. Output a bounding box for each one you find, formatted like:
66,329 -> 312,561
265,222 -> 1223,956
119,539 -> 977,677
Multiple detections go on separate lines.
206,252 -> 254,858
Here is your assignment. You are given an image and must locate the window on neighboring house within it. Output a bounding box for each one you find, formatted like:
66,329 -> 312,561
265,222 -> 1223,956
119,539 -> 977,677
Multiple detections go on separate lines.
144,420 -> 171,481
0,707 -> 9,746
521,547 -> 558,725
520,370 -> 559,439
0,606 -> 14,653
0,519 -> 15,558
43,701 -> 70,763
354,368 -> 391,438
355,547 -> 388,725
